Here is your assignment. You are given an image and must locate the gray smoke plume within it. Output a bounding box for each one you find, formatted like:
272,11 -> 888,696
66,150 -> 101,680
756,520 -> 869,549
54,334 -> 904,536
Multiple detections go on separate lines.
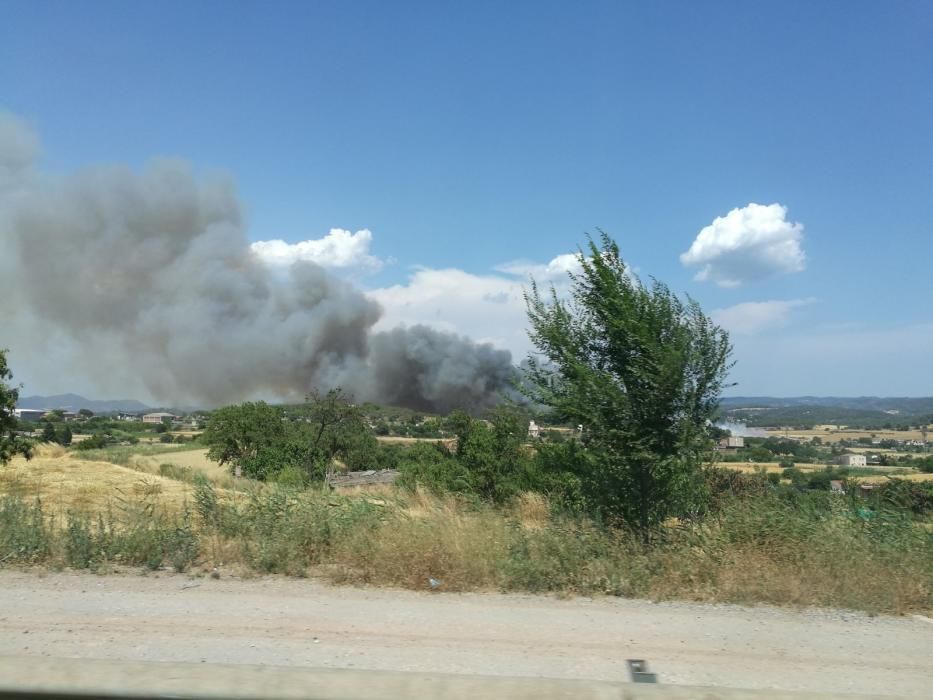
0,112 -> 513,412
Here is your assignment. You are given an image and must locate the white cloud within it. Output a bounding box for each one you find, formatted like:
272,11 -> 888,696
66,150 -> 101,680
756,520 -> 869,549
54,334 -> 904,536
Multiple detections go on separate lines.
251,228 -> 384,271
712,298 -> 815,335
681,203 -> 805,287
369,267 -> 532,358
368,250 -> 591,358
495,253 -> 582,282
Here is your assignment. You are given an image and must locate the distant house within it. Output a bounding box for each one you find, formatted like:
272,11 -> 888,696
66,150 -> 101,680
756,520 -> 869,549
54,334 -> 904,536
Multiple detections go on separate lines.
13,408 -> 45,422
718,436 -> 744,449
527,420 -> 540,440
838,454 -> 867,467
142,412 -> 177,424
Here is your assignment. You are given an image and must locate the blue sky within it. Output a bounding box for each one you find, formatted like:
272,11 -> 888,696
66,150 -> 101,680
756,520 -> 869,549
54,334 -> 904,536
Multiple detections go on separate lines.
2,0 -> 932,396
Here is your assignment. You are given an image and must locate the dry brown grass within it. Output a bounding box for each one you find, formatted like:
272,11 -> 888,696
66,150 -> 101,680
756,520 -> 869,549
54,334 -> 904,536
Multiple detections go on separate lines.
515,492 -> 550,529
0,445 -> 195,515
132,448 -> 231,481
717,462 -> 824,474
327,488 -> 510,591
767,427 -> 930,444
376,436 -> 455,447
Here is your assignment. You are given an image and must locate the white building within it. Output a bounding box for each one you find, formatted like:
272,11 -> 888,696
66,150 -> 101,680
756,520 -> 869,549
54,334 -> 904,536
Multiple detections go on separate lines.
838,454 -> 867,467
142,412 -> 177,424
719,436 -> 744,449
527,420 -> 540,440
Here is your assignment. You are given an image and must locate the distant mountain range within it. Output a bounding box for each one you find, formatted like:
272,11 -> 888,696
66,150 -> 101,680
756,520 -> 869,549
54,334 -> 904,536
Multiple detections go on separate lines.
15,392 -> 933,424
720,396 -> 933,414
16,393 -> 152,413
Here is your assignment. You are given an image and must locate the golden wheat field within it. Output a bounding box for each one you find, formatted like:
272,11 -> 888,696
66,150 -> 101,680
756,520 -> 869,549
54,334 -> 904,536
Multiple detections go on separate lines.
0,446 -> 195,514
716,462 -> 823,474
765,427 -> 930,444
133,448 -> 231,480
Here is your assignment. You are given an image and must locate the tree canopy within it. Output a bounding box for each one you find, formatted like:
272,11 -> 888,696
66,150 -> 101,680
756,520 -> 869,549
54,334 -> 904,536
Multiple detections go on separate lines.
202,390 -> 374,483
1,349 -> 33,465
522,233 -> 733,533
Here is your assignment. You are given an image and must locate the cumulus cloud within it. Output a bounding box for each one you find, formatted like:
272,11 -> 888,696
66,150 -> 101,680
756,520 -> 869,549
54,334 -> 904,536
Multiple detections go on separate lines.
369,267 -> 531,357
681,203 -> 805,287
250,228 -> 385,271
370,247 -> 638,360
712,298 -> 815,335
495,253 -> 582,282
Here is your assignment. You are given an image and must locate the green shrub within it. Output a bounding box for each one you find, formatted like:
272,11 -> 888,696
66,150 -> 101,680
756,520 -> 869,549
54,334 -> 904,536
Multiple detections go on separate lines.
0,495 -> 51,564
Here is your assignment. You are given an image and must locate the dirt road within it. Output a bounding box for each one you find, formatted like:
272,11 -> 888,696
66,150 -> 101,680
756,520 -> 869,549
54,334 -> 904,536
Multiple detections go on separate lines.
0,571 -> 930,697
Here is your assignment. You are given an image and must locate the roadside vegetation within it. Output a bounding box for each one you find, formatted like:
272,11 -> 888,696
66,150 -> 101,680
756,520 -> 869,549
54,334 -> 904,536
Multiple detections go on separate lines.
0,472 -> 929,614
1,237 -> 931,614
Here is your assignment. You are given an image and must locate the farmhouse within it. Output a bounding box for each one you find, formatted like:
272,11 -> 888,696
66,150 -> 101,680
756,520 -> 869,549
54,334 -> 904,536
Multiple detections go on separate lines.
142,412 -> 178,424
838,454 -> 867,467
528,420 -> 540,439
718,436 -> 744,449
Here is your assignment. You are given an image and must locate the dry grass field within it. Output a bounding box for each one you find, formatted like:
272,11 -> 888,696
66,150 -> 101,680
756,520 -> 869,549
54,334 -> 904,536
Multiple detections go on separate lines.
0,445 -> 195,515
765,427 -> 929,444
376,436 -> 451,445
714,461 -> 847,474
131,448 -> 231,483
1,446 -> 929,615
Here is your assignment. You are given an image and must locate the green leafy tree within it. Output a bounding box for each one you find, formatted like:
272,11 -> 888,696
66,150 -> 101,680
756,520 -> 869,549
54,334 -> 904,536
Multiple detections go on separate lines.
41,421 -> 57,444
522,233 -> 733,534
287,389 -> 371,481
74,433 -> 108,450
78,408 -> 94,418
57,424 -> 73,446
1,350 -> 33,464
203,390 -> 371,482
448,407 -> 533,501
202,401 -> 288,479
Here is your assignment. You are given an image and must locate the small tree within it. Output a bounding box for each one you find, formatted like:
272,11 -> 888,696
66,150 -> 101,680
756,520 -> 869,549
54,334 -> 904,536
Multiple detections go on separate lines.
202,390 -> 371,482
41,421 -> 57,444
1,350 -> 33,464
288,389 -> 371,482
58,424 -> 73,446
447,408 -> 532,501
523,233 -> 733,534
202,401 -> 288,480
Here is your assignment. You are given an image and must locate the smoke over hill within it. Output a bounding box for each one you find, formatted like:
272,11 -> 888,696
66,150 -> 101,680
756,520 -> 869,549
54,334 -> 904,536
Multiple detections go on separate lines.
0,111 -> 513,412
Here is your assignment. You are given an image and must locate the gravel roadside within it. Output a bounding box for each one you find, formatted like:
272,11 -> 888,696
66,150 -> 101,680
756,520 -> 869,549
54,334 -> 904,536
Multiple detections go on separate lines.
0,570 -> 930,697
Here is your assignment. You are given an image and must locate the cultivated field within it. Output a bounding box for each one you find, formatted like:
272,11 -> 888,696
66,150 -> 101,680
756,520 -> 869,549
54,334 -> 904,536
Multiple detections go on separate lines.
133,448 -> 231,482
765,427 -> 929,443
0,445 -> 195,513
